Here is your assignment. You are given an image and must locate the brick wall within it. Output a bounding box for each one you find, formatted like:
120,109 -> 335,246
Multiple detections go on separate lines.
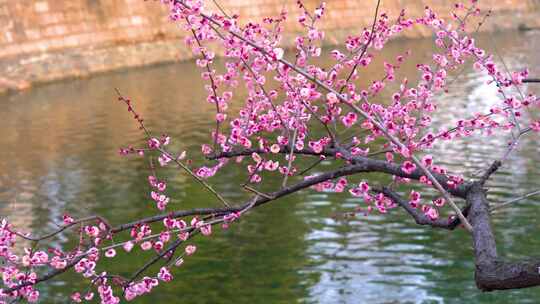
0,0 -> 179,58
1,0 -> 539,92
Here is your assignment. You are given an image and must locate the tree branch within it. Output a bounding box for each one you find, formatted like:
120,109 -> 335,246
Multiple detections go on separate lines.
467,183 -> 540,291
479,160 -> 502,185
3,255 -> 85,294
9,216 -> 110,242
380,187 -> 468,230
210,146 -> 474,198
206,146 -> 333,160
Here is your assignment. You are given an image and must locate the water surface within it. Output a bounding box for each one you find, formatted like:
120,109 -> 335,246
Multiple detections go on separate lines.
1,31 -> 540,303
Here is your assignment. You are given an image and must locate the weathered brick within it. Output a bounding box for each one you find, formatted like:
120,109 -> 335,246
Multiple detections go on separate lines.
0,0 -> 539,92
34,1 -> 48,13
130,15 -> 146,26
24,29 -> 41,40
4,31 -> 13,43
38,12 -> 63,25
43,25 -> 66,37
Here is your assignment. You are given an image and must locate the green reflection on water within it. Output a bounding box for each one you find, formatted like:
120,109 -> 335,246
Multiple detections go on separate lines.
1,31 -> 540,303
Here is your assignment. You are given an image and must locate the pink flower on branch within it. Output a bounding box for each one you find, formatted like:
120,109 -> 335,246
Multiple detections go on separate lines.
401,161 -> 416,175
3,1 -> 540,302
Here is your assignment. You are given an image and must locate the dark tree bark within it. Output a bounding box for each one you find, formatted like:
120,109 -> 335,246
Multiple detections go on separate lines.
467,183 -> 540,291
381,187 -> 470,230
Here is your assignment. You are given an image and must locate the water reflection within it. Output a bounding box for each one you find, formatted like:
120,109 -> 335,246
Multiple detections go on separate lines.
1,31 -> 540,303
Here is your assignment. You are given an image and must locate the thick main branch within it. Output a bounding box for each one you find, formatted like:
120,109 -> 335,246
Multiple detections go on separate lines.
210,146 -> 473,198
467,183 -> 540,291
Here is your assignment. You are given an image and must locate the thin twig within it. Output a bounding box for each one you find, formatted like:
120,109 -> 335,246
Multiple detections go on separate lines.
339,0 -> 381,94
9,216 -> 109,242
158,147 -> 230,207
243,185 -> 274,199
282,128 -> 298,187
490,189 -> 540,212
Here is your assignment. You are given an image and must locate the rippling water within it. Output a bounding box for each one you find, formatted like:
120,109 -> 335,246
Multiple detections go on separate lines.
1,31 -> 540,303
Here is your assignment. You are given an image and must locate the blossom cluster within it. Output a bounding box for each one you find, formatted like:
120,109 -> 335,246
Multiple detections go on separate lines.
2,0 -> 539,303
159,0 -> 538,218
